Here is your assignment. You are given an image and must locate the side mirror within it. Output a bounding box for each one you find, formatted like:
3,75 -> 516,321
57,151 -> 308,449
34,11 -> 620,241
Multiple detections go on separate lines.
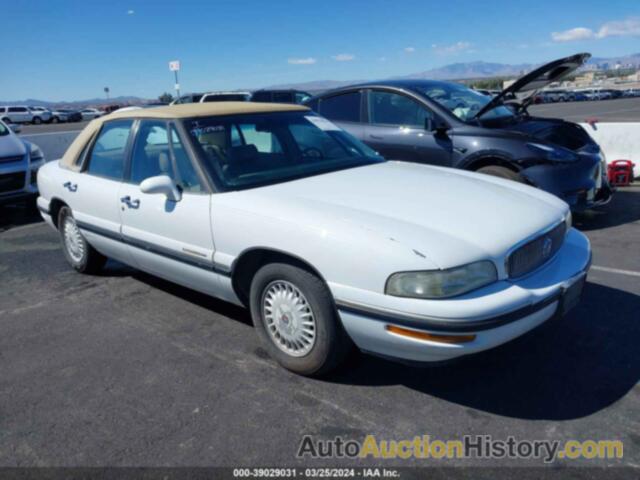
140,175 -> 182,202
9,123 -> 21,134
425,118 -> 449,136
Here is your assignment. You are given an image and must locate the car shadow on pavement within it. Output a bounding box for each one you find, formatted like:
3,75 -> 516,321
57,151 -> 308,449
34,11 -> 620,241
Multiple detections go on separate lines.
574,187 -> 640,231
0,203 -> 42,232
330,281 -> 640,421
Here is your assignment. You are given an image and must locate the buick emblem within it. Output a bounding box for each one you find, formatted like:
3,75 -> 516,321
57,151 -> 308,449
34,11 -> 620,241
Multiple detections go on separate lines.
542,237 -> 553,259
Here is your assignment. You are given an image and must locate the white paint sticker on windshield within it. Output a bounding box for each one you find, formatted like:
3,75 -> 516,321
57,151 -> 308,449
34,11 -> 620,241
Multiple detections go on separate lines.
305,115 -> 341,131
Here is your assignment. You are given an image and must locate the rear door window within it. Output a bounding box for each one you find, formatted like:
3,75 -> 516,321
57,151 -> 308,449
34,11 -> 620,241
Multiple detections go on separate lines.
318,92 -> 361,122
86,120 -> 133,180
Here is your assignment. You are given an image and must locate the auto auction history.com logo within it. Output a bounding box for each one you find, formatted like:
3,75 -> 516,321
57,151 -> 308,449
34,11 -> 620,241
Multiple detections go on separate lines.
297,434 -> 624,463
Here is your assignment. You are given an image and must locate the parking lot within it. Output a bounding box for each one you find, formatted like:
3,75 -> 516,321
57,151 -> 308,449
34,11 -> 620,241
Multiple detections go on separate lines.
0,96 -> 638,476
530,97 -> 640,122
1,150 -> 639,473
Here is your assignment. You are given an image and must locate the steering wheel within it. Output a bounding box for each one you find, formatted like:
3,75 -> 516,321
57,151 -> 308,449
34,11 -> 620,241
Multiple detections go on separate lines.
301,147 -> 323,159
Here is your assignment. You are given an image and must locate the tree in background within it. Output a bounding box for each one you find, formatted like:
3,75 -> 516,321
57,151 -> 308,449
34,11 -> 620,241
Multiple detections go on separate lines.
158,92 -> 174,103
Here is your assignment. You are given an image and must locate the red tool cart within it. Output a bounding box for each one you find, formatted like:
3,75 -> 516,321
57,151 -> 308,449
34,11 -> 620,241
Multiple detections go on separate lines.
607,160 -> 635,187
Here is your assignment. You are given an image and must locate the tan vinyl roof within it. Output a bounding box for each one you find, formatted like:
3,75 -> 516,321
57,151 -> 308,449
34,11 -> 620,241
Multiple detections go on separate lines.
60,102 -> 309,170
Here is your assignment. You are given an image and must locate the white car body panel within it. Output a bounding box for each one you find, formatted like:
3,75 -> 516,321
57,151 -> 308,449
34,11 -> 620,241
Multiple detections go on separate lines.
37,141 -> 590,364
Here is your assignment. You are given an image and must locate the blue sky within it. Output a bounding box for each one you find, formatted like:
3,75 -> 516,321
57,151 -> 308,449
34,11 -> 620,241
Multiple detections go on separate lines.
1,0 -> 639,101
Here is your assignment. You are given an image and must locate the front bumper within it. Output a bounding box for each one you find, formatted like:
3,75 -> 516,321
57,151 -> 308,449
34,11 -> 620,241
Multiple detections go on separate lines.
333,228 -> 591,363
0,158 -> 43,205
521,154 -> 613,211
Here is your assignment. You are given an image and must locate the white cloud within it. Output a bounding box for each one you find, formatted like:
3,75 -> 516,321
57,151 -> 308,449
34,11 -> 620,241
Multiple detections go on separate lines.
332,53 -> 355,62
432,41 -> 472,55
596,17 -> 640,38
551,27 -> 594,42
127,9 -> 135,14
551,17 -> 640,42
287,57 -> 317,65
404,47 -> 415,53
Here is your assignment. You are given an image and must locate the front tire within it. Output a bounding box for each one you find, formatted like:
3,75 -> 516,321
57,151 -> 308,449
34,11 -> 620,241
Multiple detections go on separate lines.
250,263 -> 351,376
58,206 -> 107,274
51,116 -> 59,124
32,116 -> 42,125
477,165 -> 524,183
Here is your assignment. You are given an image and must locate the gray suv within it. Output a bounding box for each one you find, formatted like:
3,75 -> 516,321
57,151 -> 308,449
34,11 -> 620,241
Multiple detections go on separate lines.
305,53 -> 612,211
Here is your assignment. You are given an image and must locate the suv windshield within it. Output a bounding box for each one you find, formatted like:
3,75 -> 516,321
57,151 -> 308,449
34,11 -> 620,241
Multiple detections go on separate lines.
186,111 -> 384,190
411,83 -> 515,122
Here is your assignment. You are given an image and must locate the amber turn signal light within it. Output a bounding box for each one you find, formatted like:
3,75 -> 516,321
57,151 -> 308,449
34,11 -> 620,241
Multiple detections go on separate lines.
385,325 -> 476,344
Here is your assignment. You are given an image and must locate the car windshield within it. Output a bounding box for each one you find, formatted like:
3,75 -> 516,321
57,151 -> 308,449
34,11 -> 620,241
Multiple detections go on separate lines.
0,121 -> 8,136
186,111 -> 384,190
411,83 -> 515,122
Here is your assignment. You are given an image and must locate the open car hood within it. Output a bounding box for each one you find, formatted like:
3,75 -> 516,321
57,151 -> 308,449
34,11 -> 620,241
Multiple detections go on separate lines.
474,53 -> 591,119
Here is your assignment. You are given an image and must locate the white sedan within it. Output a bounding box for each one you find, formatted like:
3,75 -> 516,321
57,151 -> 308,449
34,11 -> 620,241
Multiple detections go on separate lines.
80,108 -> 104,120
36,102 -> 591,375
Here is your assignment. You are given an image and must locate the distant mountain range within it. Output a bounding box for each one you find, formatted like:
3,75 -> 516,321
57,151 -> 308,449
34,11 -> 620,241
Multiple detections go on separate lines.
3,53 -> 639,105
268,52 -> 640,92
0,96 -> 147,107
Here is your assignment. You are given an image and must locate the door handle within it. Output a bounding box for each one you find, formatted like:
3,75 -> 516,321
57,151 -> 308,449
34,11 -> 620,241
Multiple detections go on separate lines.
120,196 -> 140,209
63,181 -> 78,192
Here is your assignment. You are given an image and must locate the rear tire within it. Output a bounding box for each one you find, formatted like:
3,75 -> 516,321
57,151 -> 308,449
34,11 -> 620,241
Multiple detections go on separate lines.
51,116 -> 59,124
477,165 -> 524,183
249,263 -> 352,376
32,117 -> 42,125
58,206 -> 107,274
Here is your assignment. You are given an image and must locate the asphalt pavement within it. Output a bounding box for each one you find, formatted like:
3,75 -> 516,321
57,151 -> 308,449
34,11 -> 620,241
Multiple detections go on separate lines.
0,187 -> 639,471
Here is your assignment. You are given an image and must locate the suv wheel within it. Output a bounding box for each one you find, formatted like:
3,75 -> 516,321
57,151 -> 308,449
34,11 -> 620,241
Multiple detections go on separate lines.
250,263 -> 351,376
58,206 -> 107,274
51,116 -> 59,124
477,165 -> 523,183
32,116 -> 42,125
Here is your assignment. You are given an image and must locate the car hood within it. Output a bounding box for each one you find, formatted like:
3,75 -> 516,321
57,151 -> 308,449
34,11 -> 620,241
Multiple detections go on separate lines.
0,132 -> 27,158
240,162 -> 568,269
499,116 -> 597,152
475,53 -> 591,119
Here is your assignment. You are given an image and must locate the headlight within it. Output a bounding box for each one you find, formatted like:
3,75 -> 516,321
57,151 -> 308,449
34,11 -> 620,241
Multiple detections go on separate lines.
527,142 -> 577,163
29,145 -> 44,162
386,260 -> 498,299
565,211 -> 572,233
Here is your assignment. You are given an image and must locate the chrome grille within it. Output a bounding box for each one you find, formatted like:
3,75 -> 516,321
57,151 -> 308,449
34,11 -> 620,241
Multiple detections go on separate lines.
507,222 -> 566,278
0,155 -> 24,164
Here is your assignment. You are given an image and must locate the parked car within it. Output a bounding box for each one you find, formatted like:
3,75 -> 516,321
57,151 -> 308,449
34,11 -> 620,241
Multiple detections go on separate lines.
171,93 -> 205,104
80,108 -> 104,120
28,106 -> 53,123
0,105 -> 36,124
251,89 -> 312,104
567,91 -> 588,102
539,89 -> 569,102
622,89 -> 640,98
36,102 -> 590,375
304,53 -> 612,211
200,91 -> 251,102
0,119 -> 45,205
50,108 -> 83,123
171,92 -> 252,104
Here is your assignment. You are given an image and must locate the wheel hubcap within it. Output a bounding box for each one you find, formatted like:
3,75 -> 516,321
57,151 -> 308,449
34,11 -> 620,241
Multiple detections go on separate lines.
63,216 -> 85,262
262,280 -> 316,357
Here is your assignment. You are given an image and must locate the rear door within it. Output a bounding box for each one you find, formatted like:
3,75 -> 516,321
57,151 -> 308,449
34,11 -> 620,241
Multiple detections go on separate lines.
364,89 -> 451,166
8,107 -> 29,123
60,119 -> 135,264
316,90 -> 366,141
117,120 -> 219,294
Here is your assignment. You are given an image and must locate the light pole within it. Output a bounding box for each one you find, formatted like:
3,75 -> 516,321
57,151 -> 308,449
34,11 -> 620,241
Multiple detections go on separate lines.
104,87 -> 110,101
169,61 -> 181,101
